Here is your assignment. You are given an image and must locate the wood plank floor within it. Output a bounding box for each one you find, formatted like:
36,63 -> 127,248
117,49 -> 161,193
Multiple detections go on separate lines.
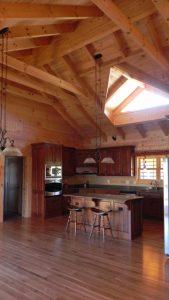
0,217 -> 168,300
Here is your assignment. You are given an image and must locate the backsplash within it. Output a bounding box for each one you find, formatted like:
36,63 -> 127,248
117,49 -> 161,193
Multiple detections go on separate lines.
64,174 -> 145,187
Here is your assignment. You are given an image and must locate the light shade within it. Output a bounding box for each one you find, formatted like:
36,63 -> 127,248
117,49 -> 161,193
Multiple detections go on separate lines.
101,157 -> 114,164
2,142 -> 22,157
83,157 -> 96,164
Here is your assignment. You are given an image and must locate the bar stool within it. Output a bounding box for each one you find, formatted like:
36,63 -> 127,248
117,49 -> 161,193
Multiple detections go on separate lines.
89,207 -> 113,240
65,204 -> 86,236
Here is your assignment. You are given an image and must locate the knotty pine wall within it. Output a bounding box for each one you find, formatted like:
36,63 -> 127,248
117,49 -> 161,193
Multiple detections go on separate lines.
2,93 -> 82,219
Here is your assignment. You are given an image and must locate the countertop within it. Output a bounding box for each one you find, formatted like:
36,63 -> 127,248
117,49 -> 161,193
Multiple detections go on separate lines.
63,193 -> 143,205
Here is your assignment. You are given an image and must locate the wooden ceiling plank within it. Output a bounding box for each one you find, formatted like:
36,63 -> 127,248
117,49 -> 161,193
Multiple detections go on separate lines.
151,0 -> 169,26
113,105 -> 169,126
8,23 -> 77,39
63,54 -> 102,106
91,0 -> 169,71
159,120 -> 169,136
31,6 -> 156,66
118,62 -> 169,94
116,127 -> 126,140
7,83 -> 83,138
6,55 -> 86,97
135,124 -> 147,138
0,3 -> 102,19
45,64 -> 107,142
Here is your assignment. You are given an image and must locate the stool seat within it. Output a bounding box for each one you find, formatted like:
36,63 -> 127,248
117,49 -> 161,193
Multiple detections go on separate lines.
68,205 -> 82,212
91,207 -> 108,216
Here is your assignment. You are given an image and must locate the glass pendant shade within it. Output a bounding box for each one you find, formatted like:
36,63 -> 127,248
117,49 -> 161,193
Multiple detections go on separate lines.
2,141 -> 22,157
83,157 -> 96,164
101,157 -> 114,164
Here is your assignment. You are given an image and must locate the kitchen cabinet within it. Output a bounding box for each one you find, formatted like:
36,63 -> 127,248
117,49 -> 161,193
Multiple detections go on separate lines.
62,146 -> 75,176
45,196 -> 63,218
98,146 -> 135,176
139,191 -> 163,220
31,143 -> 62,218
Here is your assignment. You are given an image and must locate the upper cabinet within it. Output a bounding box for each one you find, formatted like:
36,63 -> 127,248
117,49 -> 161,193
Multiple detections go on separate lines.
62,146 -> 75,177
98,146 -> 135,177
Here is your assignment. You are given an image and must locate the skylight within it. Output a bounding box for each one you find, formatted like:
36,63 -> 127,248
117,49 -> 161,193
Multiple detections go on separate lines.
122,90 -> 169,113
106,78 -> 142,110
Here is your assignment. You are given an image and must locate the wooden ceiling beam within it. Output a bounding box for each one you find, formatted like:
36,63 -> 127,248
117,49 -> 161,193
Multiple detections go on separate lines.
91,0 -> 169,71
151,0 -> 169,26
113,30 -> 130,57
30,6 -> 156,66
6,55 -> 86,97
106,76 -> 127,100
159,120 -> 169,136
0,3 -> 102,20
8,23 -> 77,39
111,87 -> 144,116
135,124 -> 147,138
118,62 -> 169,94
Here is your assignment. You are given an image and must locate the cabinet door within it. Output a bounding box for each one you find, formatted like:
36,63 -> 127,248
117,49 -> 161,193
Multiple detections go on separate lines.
120,147 -> 135,176
45,196 -> 62,218
62,147 -> 75,176
45,144 -> 62,164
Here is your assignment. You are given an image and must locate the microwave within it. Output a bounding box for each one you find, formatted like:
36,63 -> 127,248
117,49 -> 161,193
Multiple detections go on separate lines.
45,164 -> 62,180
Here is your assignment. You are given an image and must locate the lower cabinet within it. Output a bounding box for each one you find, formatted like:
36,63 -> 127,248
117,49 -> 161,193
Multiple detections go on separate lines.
45,196 -> 63,218
139,192 -> 163,220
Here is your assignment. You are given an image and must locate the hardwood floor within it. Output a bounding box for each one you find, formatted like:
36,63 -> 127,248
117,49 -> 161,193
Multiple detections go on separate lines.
0,217 -> 168,300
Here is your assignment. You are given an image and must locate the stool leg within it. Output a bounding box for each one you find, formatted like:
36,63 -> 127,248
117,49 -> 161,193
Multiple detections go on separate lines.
74,211 -> 77,236
82,210 -> 87,232
101,216 -> 105,241
106,214 -> 114,238
89,214 -> 97,239
98,215 -> 101,235
65,211 -> 72,232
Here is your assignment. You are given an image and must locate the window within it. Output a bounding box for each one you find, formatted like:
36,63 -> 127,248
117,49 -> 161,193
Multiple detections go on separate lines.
137,156 -> 164,182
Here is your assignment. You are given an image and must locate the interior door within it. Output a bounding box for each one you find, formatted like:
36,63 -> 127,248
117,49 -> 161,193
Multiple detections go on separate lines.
4,157 -> 23,218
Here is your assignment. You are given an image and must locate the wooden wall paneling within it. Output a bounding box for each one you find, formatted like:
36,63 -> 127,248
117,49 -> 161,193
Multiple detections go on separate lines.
31,144 -> 45,218
0,156 -> 5,223
62,147 -> 76,177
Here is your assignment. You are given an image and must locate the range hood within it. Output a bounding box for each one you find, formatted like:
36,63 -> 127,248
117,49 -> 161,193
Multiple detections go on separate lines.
76,166 -> 98,174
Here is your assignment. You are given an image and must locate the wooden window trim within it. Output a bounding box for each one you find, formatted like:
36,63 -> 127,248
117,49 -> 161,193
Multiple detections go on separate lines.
136,155 -> 164,184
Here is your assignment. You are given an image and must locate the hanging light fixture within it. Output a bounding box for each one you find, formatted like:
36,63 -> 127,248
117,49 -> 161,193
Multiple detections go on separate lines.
0,27 -> 22,156
94,53 -> 114,164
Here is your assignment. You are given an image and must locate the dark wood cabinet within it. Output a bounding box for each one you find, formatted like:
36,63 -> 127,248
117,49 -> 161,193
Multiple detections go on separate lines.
139,191 -> 163,220
31,143 -> 62,218
45,196 -> 63,218
62,146 -> 75,176
98,146 -> 135,176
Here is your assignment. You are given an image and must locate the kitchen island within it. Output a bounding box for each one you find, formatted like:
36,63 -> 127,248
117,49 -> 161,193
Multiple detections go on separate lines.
64,193 -> 143,240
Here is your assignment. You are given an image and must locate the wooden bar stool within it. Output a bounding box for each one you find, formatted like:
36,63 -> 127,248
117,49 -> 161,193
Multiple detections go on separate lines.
65,204 -> 86,236
89,207 -> 113,240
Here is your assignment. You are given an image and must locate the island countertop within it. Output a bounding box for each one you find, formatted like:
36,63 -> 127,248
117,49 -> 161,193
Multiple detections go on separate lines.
63,193 -> 143,205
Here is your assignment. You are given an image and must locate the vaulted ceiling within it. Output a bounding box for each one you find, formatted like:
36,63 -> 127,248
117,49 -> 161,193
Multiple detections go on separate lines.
1,0 -> 169,141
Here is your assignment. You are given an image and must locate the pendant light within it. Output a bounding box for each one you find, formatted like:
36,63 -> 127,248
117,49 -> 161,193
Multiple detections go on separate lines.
0,27 -> 22,156
94,53 -> 114,164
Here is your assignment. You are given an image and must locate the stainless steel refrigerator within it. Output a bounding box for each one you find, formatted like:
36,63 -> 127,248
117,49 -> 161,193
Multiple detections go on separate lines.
163,157 -> 169,255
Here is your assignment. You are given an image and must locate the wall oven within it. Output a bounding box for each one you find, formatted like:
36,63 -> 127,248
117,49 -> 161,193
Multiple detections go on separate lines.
45,164 -> 62,196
